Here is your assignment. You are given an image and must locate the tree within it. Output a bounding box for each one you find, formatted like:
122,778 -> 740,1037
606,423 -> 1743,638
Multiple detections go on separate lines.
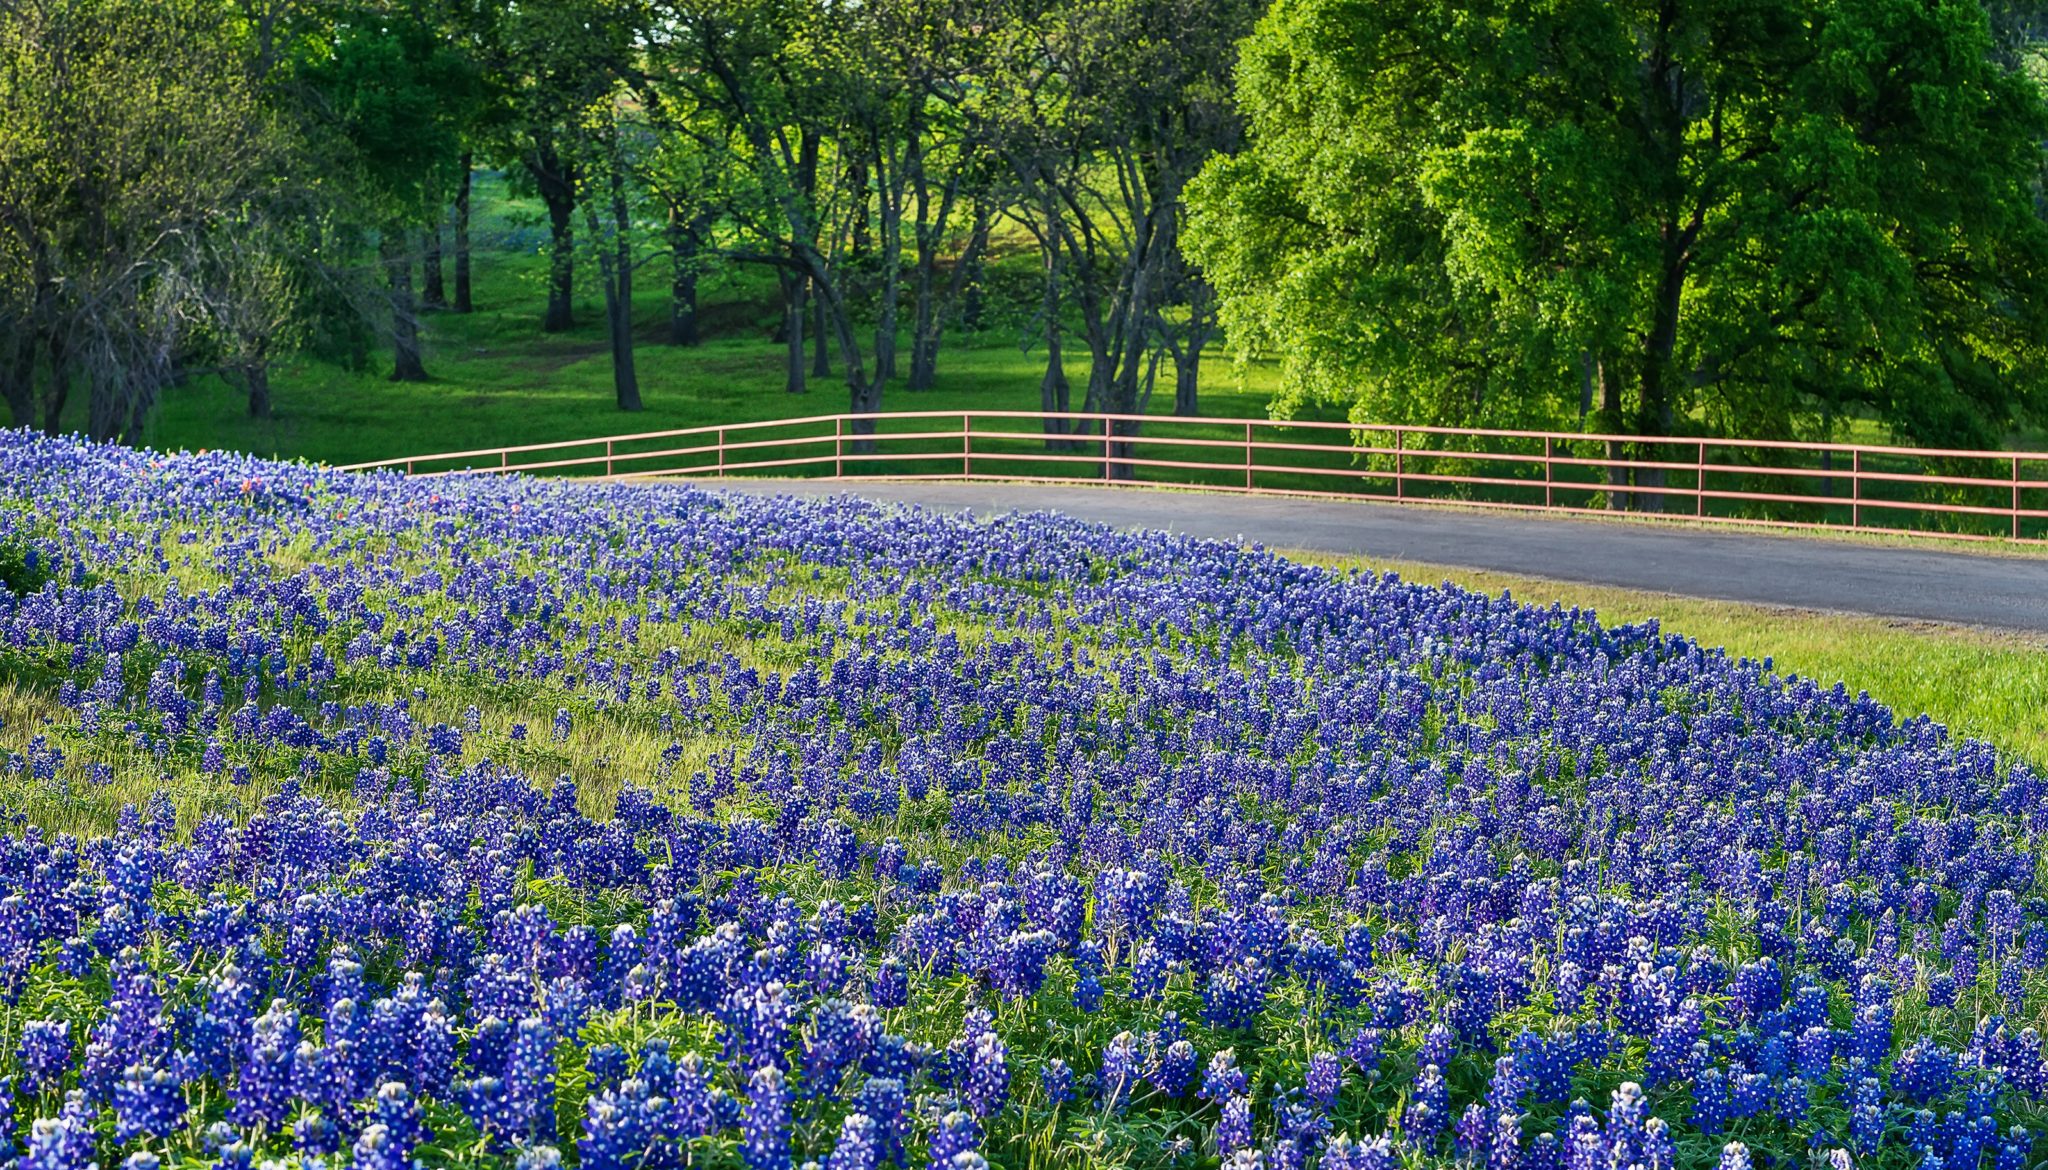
1187,0 -> 2048,494
195,213 -> 306,420
649,0 -> 884,428
484,0 -> 628,334
574,86 -> 645,412
452,152 -> 475,312
0,0 -> 284,438
291,3 -> 478,382
638,112 -> 729,347
991,0 -> 1257,473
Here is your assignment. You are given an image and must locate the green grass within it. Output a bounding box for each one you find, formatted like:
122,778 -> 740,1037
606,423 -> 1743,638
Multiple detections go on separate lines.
1294,550 -> 2048,768
136,172 -> 1300,470
126,172 -> 2048,540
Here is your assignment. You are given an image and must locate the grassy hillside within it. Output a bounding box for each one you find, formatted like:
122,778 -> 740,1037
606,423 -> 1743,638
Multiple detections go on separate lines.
136,173 -> 1296,468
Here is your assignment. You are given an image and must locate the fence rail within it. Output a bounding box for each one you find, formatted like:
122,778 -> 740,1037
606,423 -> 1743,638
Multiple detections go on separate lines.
333,410 -> 2048,544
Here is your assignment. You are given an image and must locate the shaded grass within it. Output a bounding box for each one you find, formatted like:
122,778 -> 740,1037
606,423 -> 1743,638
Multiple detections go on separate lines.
132,174 -> 1299,470
1292,550 -> 2048,769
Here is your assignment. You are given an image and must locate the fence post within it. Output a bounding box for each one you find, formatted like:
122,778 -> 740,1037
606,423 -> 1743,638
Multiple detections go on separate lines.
1696,440 -> 1705,518
406,458 -> 414,475
1103,416 -> 1113,482
501,450 -> 508,471
718,429 -> 727,478
2016,456 -> 2023,541
1395,427 -> 1405,500
962,414 -> 972,478
606,439 -> 615,479
833,418 -> 843,478
1245,422 -> 1254,491
1544,437 -> 1553,509
1851,450 -> 1861,529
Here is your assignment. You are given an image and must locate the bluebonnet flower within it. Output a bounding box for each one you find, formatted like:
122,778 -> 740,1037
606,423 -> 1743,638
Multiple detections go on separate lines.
962,1031 -> 1010,1118
1147,1039 -> 1197,1098
296,1109 -> 341,1157
927,1110 -> 982,1170
1100,1032 -> 1141,1108
827,1112 -> 881,1170
113,1061 -> 184,1142
1203,1049 -> 1249,1103
1304,1051 -> 1341,1110
1894,1038 -> 1958,1104
1345,1028 -> 1383,1080
18,1020 -> 71,1091
1217,1094 -> 1253,1155
1202,961 -> 1266,1031
1406,1064 -> 1449,1146
744,1065 -> 792,1170
18,1093 -> 98,1170
853,1076 -> 910,1165
368,1081 -> 429,1159
1322,1134 -> 1394,1170
1041,1059 -> 1074,1105
579,1078 -> 663,1170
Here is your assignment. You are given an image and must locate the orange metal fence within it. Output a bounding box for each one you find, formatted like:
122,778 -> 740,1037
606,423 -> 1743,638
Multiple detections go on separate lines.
333,410 -> 2048,543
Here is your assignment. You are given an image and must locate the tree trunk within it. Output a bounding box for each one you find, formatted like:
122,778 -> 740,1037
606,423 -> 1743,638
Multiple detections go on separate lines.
909,196 -> 990,393
1040,255 -> 1071,449
1635,242 -> 1686,513
0,334 -> 33,429
122,359 -> 165,446
847,156 -> 872,261
42,334 -> 67,435
811,284 -> 830,377
782,269 -> 807,394
543,198 -> 574,332
907,276 -> 938,392
1168,279 -> 1216,418
422,224 -> 446,308
872,216 -> 902,385
1073,290 -> 1127,477
453,154 -> 473,313
871,129 -> 907,385
529,145 -> 576,333
586,162 -> 642,413
585,172 -> 638,413
245,364 -> 272,420
1172,345 -> 1200,417
798,252 -> 878,447
384,230 -> 427,382
1599,356 -> 1627,510
961,229 -> 988,333
1577,351 -> 1597,422
904,153 -> 965,393
667,207 -> 702,346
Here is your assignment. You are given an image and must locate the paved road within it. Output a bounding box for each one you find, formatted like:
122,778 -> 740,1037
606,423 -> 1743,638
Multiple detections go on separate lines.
704,479 -> 2048,633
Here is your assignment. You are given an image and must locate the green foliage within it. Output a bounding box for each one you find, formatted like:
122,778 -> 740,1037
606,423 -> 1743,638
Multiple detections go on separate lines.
289,5 -> 482,222
0,0 -> 288,438
0,537 -> 55,597
1187,0 -> 2048,447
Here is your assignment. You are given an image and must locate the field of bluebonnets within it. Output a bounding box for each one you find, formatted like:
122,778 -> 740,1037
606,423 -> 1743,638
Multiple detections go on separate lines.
0,428 -> 2044,1170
